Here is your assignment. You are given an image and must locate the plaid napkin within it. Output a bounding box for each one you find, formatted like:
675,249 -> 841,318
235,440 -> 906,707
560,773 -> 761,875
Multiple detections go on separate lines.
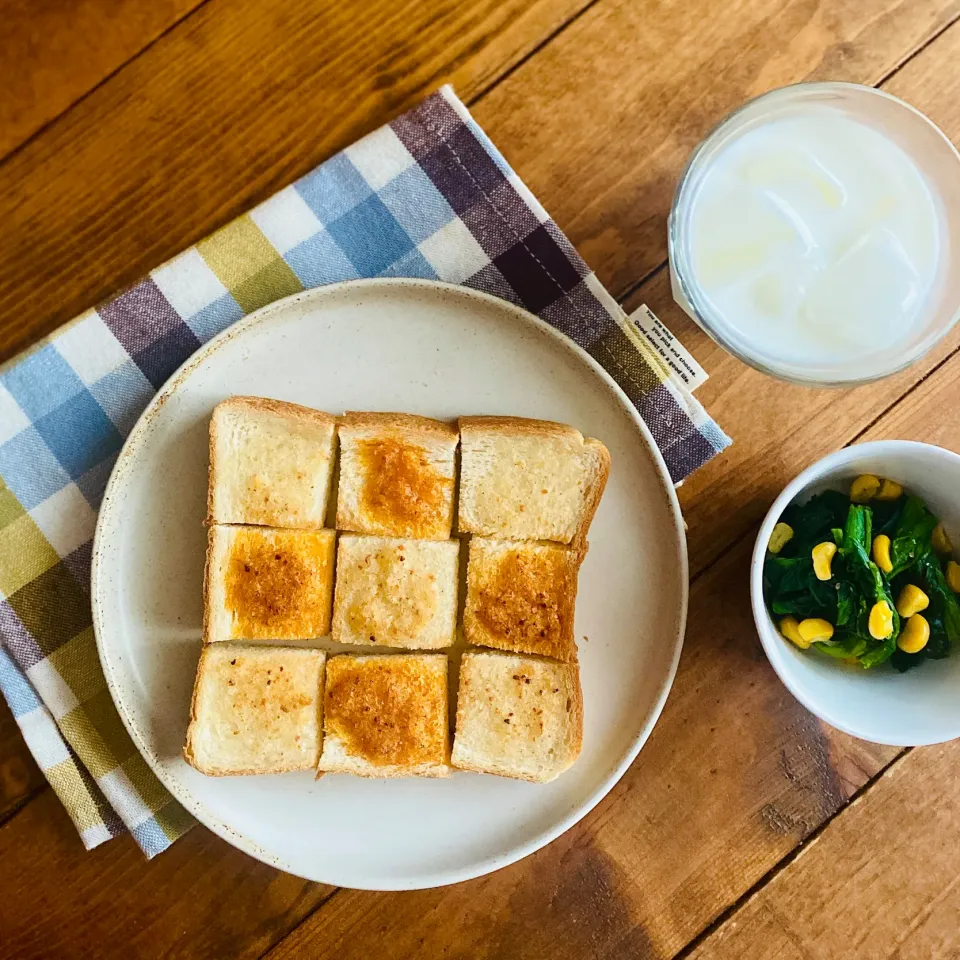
0,86 -> 729,857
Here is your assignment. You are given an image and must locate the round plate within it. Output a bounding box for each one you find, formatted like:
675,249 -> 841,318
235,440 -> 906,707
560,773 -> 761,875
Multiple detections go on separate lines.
91,278 -> 687,890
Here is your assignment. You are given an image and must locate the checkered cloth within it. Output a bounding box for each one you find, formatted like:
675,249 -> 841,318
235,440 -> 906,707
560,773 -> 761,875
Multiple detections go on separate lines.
0,86 -> 729,856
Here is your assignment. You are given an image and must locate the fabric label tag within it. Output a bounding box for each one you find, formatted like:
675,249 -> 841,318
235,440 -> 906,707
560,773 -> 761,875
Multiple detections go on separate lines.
628,304 -> 708,392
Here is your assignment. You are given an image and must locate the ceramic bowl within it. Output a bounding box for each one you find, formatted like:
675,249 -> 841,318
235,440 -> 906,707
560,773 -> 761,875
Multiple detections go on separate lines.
751,440 -> 960,746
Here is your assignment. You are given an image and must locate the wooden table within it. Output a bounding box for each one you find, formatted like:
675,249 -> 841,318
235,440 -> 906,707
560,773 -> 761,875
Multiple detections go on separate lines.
3,1 -> 960,956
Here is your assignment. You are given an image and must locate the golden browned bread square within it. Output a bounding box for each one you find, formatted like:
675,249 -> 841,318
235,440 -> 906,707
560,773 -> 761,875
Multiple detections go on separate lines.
318,654 -> 449,777
451,651 -> 582,782
463,538 -> 581,662
332,534 -> 459,650
458,416 -> 609,544
207,396 -> 337,528
184,644 -> 325,776
336,412 -> 458,540
204,526 -> 335,642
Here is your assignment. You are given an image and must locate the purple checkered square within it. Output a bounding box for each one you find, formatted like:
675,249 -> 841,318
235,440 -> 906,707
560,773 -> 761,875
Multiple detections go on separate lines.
0,601 -> 46,671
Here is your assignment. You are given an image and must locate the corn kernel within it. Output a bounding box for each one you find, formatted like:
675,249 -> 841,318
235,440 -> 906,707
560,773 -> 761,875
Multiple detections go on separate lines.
875,478 -> 903,501
798,618 -> 834,644
932,523 -> 953,556
768,522 -> 794,555
779,616 -> 808,649
896,584 -> 929,618
868,601 -> 894,640
850,474 -> 881,503
872,534 -> 893,574
897,614 -> 930,654
946,560 -> 960,594
811,541 -> 837,581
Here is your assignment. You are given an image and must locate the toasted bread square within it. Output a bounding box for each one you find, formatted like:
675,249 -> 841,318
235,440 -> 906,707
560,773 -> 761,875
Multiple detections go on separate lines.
332,535 -> 459,650
336,412 -> 458,540
205,526 -> 335,642
464,538 -> 581,662
458,416 -> 610,544
208,396 -> 336,528
184,644 -> 325,776
451,651 -> 582,782
318,654 -> 450,777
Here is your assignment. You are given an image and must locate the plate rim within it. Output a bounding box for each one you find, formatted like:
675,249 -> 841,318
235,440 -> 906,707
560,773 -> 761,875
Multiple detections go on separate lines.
91,276 -> 689,889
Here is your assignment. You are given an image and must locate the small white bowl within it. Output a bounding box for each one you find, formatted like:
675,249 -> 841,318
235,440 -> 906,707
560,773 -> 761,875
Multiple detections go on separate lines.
751,440 -> 960,746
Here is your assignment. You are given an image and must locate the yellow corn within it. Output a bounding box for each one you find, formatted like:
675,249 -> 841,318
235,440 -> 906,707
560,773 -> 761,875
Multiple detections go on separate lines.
946,560 -> 960,594
932,523 -> 953,556
779,616 -> 807,649
897,614 -> 930,654
868,601 -> 894,640
875,478 -> 903,501
850,474 -> 881,503
768,522 -> 794,555
798,618 -> 834,644
896,584 -> 929,618
811,541 -> 837,581
872,534 -> 893,574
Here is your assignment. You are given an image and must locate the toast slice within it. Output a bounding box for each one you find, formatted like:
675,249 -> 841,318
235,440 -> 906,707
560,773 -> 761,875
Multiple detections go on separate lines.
464,538 -> 581,663
336,412 -> 458,540
332,534 -> 459,650
451,650 -> 583,783
458,416 -> 610,544
318,653 -> 449,777
184,644 -> 325,776
204,525 -> 336,642
208,396 -> 336,528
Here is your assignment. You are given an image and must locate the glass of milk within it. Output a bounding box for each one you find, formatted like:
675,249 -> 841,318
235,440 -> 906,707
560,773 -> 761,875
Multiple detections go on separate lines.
668,82 -> 960,384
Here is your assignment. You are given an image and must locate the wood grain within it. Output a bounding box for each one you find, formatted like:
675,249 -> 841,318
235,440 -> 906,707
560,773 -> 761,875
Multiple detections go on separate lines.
0,1 -> 958,958
689,744 -> 960,960
0,788 -> 336,960
473,0 -> 960,298
687,338 -> 960,960
0,0 -> 205,161
0,0 -> 590,362
264,538 -> 898,960
627,17 -> 960,576
0,700 -> 45,825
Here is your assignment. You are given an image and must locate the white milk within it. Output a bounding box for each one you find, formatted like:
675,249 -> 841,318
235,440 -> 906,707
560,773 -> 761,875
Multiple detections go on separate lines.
684,110 -> 943,369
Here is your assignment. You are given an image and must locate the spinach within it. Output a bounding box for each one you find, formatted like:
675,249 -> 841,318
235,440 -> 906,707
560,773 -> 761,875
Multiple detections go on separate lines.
915,552 -> 960,643
889,496 -> 939,577
763,485 -> 955,672
781,490 -> 850,554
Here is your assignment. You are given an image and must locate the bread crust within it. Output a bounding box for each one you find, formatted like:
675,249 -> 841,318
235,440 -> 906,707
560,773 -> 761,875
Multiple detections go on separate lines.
574,438 -> 611,547
201,527 -> 217,646
459,415 -> 580,441
341,411 -> 458,441
207,396 -> 337,526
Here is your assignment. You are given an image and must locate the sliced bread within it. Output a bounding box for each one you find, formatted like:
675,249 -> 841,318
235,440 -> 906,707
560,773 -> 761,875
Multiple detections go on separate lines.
464,537 -> 581,662
208,396 -> 337,528
318,653 -> 449,777
184,644 -> 326,776
458,416 -> 609,544
204,525 -> 336,642
336,412 -> 458,540
451,650 -> 582,783
332,534 -> 459,649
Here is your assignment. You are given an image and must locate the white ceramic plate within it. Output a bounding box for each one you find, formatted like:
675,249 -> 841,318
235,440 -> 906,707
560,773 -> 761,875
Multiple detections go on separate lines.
92,278 -> 687,890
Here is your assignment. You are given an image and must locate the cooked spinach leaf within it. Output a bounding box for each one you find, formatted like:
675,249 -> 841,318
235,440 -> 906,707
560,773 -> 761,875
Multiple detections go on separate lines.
764,483 -> 955,672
